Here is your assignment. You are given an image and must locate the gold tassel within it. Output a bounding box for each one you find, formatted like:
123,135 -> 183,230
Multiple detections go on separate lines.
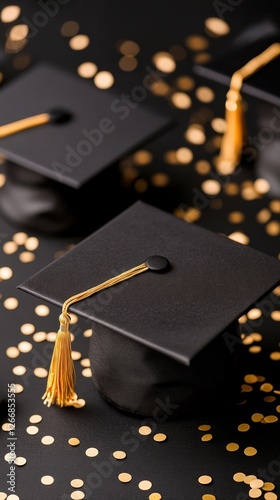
216,42 -> 280,174
42,262 -> 152,408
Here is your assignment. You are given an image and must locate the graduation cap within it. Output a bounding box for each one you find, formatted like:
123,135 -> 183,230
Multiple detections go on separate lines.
0,61 -> 172,234
18,201 -> 280,417
194,24 -> 280,195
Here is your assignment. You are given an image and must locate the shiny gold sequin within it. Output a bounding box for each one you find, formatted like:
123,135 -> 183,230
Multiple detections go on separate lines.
251,413 -> 264,422
0,493 -> 7,500
271,310 -> 280,321
151,173 -> 170,188
244,374 -> 258,384
270,351 -> 280,360
83,329 -> 93,338
68,438 -> 80,446
13,232 -> 28,245
41,475 -> 54,485
202,495 -> 216,500
264,494 -> 277,500
2,422 -> 14,432
228,232 -> 250,245
85,447 -> 99,457
61,20 -> 79,37
185,124 -> 206,144
18,341 -> 32,353
276,405 -> 280,413
176,147 -> 193,163
149,494 -> 162,500
33,331 -> 47,342
113,451 -> 126,460
14,457 -> 27,466
118,473 -> 132,483
254,178 -> 270,194
26,425 -> 39,435
250,479 -> 264,489
3,241 -> 18,254
241,384 -> 253,392
25,237 -> 39,251
6,346 -> 20,358
153,433 -> 167,442
201,434 -> 213,442
247,308 -> 262,320
70,479 -> 84,488
201,179 -> 221,196
80,358 -> 90,367
20,323 -> 35,335
94,71 -> 114,89
228,212 -> 245,224
29,414 -> 42,424
4,297 -> 19,310
198,475 -> 212,485
1,5 -> 21,23
233,472 -> 246,482
263,396 -> 276,402
238,423 -> 250,432
262,483 -> 275,491
244,475 -> 257,484
152,52 -> 176,73
195,160 -> 211,175
204,17 -> 230,36
266,221 -> 280,236
41,435 -> 54,445
14,384 -> 24,394
12,365 -> 26,376
171,92 -> 191,109
138,480 -> 152,490
185,35 -> 209,51
249,489 -> 262,498
78,62 -> 98,78
0,267 -> 13,280
46,332 -> 57,342
69,34 -> 89,50
260,383 -> 273,392
249,346 -> 262,353
244,447 -> 257,456
196,86 -> 214,103
264,415 -> 278,423
256,208 -> 271,224
19,251 -> 35,263
35,304 -> 50,317
4,452 -> 16,462
138,425 -> 152,435
71,492 -> 85,500
82,368 -> 92,377
71,351 -> 82,361
198,424 -> 211,431
226,442 -> 239,452
176,75 -> 195,91
119,56 -> 138,71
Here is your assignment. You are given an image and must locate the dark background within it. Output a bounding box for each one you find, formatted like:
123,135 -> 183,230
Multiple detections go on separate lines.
1,1 -> 280,499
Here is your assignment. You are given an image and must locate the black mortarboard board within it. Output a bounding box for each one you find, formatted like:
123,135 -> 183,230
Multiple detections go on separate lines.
18,201 -> 280,417
194,21 -> 280,195
0,62 -> 172,234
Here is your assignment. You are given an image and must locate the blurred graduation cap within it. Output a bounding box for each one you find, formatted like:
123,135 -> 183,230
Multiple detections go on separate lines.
18,201 -> 280,417
194,20 -> 280,196
0,61 -> 173,234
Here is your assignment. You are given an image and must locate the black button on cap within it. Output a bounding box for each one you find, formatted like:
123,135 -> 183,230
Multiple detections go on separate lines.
145,255 -> 170,272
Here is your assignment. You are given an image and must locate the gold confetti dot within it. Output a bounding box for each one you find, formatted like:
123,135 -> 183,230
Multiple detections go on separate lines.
69,34 -> 89,50
262,483 -> 275,491
70,479 -> 84,488
247,308 -> 262,320
83,329 -> 92,338
0,493 -> 7,500
33,331 -> 47,342
134,179 -> 148,192
195,160 -> 211,175
133,150 -> 153,165
226,442 -> 239,452
249,346 -> 262,353
263,396 -> 276,402
72,398 -> 86,409
176,147 -> 193,164
26,425 -> 39,435
94,71 -> 114,89
4,452 -> 16,463
151,173 -> 169,188
256,208 -> 271,224
269,199 -> 280,212
6,346 -> 20,358
277,406 -> 280,413
80,358 -> 90,368
4,297 -> 19,310
153,433 -> 167,442
77,62 -> 98,78
244,447 -> 257,456
244,374 -> 258,384
3,241 -> 18,254
264,415 -> 278,423
71,351 -> 82,361
224,183 -> 239,195
33,367 -> 48,378
85,447 -> 99,457
13,232 -> 28,245
264,494 -> 277,500
201,434 -> 213,442
41,475 -> 54,485
249,489 -> 262,499
239,315 -> 247,324
35,304 -> 50,317
251,413 -> 264,422
14,456 -> 27,466
29,414 -> 42,424
138,426 -> 152,436
198,424 -> 211,431
12,365 -> 26,376
260,383 -> 273,392
244,475 -> 257,484
266,221 -> 280,236
20,323 -> 35,335
1,5 -> 21,23
228,231 -> 250,245
176,75 -> 195,91
0,267 -> 13,280
196,86 -> 214,103
202,495 -> 216,500
82,368 -> 92,377
13,383 -> 23,394
202,179 -> 221,196
68,438 -> 80,447
113,451 -> 126,460
6,495 -> 20,500
205,17 -> 230,36
139,480 -> 152,491
211,117 -> 226,134
46,332 -> 57,342
241,384 -> 253,392
198,475 -> 212,485
61,20 -> 79,37
250,479 -> 264,489
152,52 -> 176,73
228,212 -> 245,224
70,492 -> 85,500
269,351 -> 280,361
2,422 -> 14,432
18,341 -> 32,353
254,178 -> 270,194
149,494 -> 162,500
41,435 -> 54,445
118,473 -> 132,483
171,92 -> 191,109
185,35 -> 209,51
119,56 -> 138,71
233,472 -> 246,482
251,333 -> 262,342
238,423 -> 250,432
19,251 -> 35,263
119,40 -> 140,56
185,124 -> 206,145
271,310 -> 280,321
